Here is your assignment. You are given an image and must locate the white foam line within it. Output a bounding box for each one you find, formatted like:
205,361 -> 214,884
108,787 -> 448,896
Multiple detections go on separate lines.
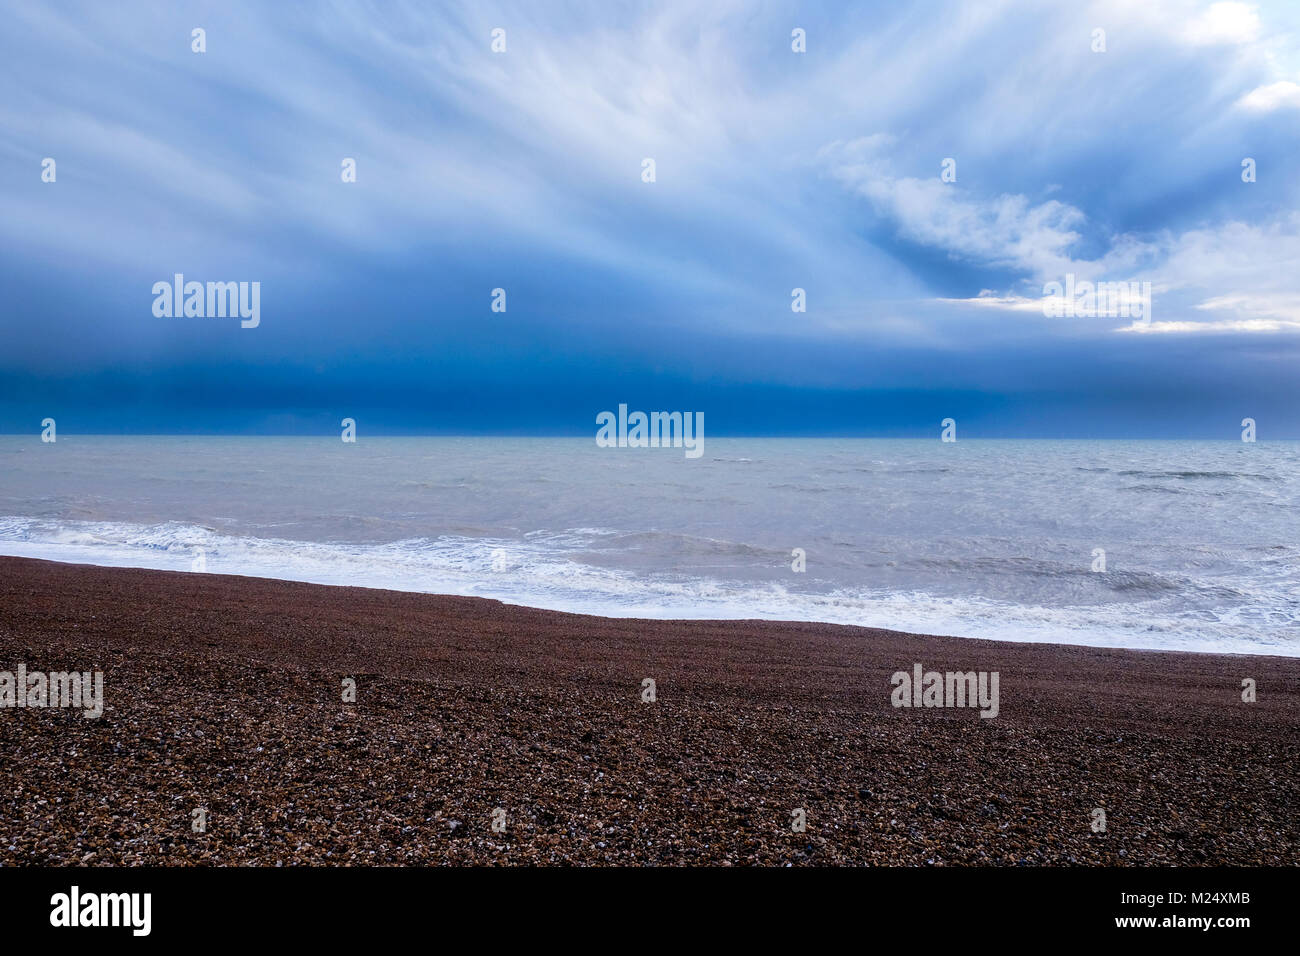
0,518 -> 1293,657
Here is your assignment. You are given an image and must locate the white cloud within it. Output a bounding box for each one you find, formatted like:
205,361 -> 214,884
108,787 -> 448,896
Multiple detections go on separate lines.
1182,2 -> 1261,45
884,167 -> 1300,335
1118,318 -> 1299,333
939,292 -> 1045,312
823,140 -> 1089,278
1236,79 -> 1300,110
1195,292 -> 1300,323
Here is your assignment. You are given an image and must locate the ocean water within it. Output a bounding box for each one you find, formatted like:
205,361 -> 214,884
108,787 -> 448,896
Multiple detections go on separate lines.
1,436 -> 1297,656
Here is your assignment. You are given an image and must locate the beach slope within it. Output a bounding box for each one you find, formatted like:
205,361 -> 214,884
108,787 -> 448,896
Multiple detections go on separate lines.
1,555 -> 1296,865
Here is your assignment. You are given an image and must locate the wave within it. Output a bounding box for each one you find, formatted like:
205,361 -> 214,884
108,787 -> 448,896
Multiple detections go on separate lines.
1119,483 -> 1189,494
1117,470 -> 1275,480
0,515 -> 1295,657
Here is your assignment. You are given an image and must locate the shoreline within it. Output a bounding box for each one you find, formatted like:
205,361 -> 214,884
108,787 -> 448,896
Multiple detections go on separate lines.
0,549 -> 1288,660
2,554 -> 1298,865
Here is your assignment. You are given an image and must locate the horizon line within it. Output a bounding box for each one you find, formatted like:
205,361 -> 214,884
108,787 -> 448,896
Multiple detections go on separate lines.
2,433 -> 1293,441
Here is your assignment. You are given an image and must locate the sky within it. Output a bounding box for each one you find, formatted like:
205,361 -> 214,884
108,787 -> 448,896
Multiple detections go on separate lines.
2,0 -> 1299,437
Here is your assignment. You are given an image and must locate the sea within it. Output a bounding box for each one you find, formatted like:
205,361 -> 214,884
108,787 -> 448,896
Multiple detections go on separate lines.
1,436 -> 1297,656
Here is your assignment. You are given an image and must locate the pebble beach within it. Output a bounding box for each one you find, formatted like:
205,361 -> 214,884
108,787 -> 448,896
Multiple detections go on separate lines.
2,555 -> 1297,866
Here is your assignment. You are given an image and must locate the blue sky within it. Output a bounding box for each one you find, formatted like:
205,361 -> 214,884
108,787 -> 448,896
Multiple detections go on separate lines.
2,0 -> 1299,436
